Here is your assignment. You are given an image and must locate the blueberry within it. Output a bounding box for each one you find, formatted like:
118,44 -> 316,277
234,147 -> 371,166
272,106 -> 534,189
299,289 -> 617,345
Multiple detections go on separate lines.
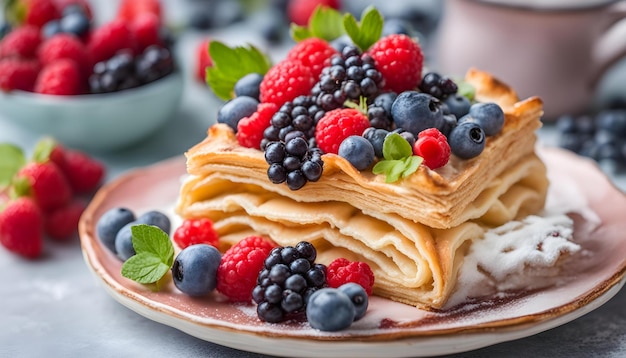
597,110 -> 626,136
362,127 -> 388,159
338,135 -> 375,170
234,73 -> 263,100
391,91 -> 445,137
60,11 -> 90,37
96,207 -> 136,254
306,288 -> 356,331
41,20 -> 62,38
114,222 -> 136,261
440,114 -> 458,138
556,115 -> 577,134
467,102 -> 505,136
217,96 -> 259,131
382,18 -> 417,37
136,210 -> 171,235
449,120 -> 486,159
443,94 -> 471,120
338,283 -> 369,321
172,244 -> 221,296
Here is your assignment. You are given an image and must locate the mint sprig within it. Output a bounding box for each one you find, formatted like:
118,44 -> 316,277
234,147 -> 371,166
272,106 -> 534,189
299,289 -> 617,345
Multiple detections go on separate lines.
205,41 -> 272,101
343,6 -> 384,52
290,5 -> 345,42
0,144 -> 25,188
121,224 -> 174,285
372,133 -> 423,183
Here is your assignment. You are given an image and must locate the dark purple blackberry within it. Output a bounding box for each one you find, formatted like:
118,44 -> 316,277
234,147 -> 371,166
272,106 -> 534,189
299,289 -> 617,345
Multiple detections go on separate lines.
312,45 -> 384,111
367,104 -> 393,130
261,95 -> 324,150
265,137 -> 324,190
134,45 -> 174,84
252,242 -> 327,323
418,72 -> 458,99
89,50 -> 140,94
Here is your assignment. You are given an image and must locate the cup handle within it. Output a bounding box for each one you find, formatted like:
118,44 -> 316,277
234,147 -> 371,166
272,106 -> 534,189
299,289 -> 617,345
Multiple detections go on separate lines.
591,1 -> 626,88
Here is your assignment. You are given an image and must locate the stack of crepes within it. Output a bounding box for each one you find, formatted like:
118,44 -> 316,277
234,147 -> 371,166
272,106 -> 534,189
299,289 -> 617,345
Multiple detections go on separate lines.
176,69 -> 548,309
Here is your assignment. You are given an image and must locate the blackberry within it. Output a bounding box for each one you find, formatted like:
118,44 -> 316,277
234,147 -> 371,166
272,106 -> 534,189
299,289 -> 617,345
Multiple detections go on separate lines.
418,72 -> 458,99
134,45 -> 174,84
311,45 -> 384,111
261,95 -> 324,150
252,242 -> 327,323
264,137 -> 324,190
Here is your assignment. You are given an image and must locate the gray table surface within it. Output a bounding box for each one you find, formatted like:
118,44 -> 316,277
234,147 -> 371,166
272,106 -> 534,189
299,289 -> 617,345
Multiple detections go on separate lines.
2,1 -> 626,357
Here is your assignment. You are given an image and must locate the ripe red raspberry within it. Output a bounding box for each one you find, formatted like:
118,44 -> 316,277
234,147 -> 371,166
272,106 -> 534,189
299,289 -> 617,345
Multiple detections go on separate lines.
118,0 -> 162,24
259,59 -> 315,107
237,102 -> 278,149
217,236 -> 277,302
286,38 -> 337,80
130,13 -> 163,53
38,33 -> 91,77
173,218 -> 219,250
0,25 -> 41,59
315,108 -> 370,154
287,0 -> 340,26
195,39 -> 212,83
44,198 -> 86,240
368,34 -> 424,93
326,257 -> 375,296
413,128 -> 451,169
0,58 -> 40,92
34,59 -> 83,95
14,161 -> 72,212
0,197 -> 43,259
87,19 -> 136,64
59,149 -> 105,193
19,0 -> 61,28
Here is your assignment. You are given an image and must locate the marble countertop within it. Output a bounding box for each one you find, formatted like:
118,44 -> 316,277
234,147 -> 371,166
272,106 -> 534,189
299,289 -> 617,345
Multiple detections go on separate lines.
1,1 -> 626,357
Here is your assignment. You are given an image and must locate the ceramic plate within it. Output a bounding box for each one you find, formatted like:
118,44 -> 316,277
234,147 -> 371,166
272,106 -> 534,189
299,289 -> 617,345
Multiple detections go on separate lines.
79,147 -> 626,358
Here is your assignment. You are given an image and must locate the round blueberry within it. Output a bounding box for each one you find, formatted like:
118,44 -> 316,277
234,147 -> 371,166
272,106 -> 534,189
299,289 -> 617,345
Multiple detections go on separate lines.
440,114 -> 458,138
172,244 -> 221,296
597,110 -> 626,136
96,207 -> 136,254
449,120 -> 486,159
338,135 -> 375,171
234,73 -> 263,100
217,96 -> 259,131
114,222 -> 136,261
467,102 -> 505,136
60,11 -> 90,37
443,94 -> 471,120
41,20 -> 62,38
391,91 -> 445,137
363,127 -> 389,159
306,288 -> 356,331
338,283 -> 369,321
136,210 -> 171,235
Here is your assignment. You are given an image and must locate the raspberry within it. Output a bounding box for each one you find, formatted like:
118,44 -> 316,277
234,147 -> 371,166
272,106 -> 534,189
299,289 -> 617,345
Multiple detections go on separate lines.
129,13 -> 163,53
286,38 -> 337,80
195,39 -> 212,83
59,149 -> 105,193
13,161 -> 72,212
315,108 -> 371,154
0,197 -> 43,259
0,58 -> 40,92
326,258 -> 375,296
287,0 -> 340,26
413,128 -> 451,169
172,218 -> 219,250
217,236 -> 277,303
34,59 -> 83,95
38,33 -> 91,76
368,34 -> 424,93
44,198 -> 85,240
118,0 -> 162,24
259,59 -> 316,107
0,25 -> 41,59
21,0 -> 61,28
237,102 -> 278,149
87,19 -> 136,64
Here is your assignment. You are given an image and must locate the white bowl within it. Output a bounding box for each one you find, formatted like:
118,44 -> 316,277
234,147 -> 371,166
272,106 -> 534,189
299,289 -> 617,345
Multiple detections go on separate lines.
0,72 -> 184,152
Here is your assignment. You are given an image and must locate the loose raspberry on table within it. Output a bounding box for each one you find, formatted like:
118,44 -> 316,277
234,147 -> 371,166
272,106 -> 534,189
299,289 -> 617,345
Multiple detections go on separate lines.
59,149 -> 105,193
34,59 -> 83,95
237,102 -> 278,149
44,198 -> 86,240
0,197 -> 43,259
217,236 -> 277,303
326,258 -> 375,296
173,218 -> 219,250
315,108 -> 371,154
368,34 -> 424,93
259,59 -> 316,107
38,33 -> 91,76
286,38 -> 337,80
0,25 -> 41,59
0,58 -> 40,92
413,128 -> 451,169
13,160 -> 73,212
87,18 -> 136,64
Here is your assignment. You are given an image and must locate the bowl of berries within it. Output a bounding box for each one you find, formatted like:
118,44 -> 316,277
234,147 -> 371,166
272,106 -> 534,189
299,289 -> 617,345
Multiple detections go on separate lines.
0,0 -> 183,152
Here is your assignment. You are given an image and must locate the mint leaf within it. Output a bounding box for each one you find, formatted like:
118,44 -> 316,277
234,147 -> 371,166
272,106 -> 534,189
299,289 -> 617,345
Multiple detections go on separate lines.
0,144 -> 25,188
457,80 -> 476,102
382,133 -> 413,160
343,6 -> 383,52
291,5 -> 344,42
120,224 -> 175,284
205,41 -> 272,101
402,155 -> 423,178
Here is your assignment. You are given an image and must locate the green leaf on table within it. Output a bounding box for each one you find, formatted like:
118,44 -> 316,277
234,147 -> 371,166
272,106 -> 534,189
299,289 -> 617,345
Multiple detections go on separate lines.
342,5 -> 384,52
121,224 -> 175,285
290,5 -> 345,42
0,144 -> 25,188
371,133 -> 423,183
205,41 -> 272,101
